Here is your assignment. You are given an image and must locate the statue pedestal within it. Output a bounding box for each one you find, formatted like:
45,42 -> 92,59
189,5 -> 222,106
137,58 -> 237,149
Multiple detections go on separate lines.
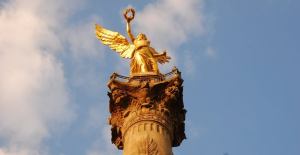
107,68 -> 186,155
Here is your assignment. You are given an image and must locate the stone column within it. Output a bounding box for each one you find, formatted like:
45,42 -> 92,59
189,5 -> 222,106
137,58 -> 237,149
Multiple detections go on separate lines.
107,68 -> 186,155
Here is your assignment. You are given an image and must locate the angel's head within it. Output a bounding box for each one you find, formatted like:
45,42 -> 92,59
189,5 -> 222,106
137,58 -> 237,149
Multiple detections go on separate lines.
136,33 -> 148,41
134,33 -> 150,48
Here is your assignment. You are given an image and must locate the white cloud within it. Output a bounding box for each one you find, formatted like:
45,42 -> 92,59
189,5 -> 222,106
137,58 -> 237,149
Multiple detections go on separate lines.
62,18 -> 106,93
183,50 -> 196,76
0,0 -> 77,154
135,0 -> 205,50
63,17 -> 104,59
205,46 -> 217,59
133,0 -> 206,72
0,0 -> 116,154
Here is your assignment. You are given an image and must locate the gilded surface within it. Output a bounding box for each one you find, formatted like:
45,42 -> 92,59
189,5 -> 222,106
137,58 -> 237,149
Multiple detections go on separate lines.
95,8 -> 170,76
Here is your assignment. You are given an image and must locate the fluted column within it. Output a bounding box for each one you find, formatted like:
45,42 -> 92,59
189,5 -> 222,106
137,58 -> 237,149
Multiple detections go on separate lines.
122,108 -> 173,155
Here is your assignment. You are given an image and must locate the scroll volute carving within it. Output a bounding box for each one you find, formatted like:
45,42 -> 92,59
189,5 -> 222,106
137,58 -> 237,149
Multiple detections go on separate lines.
160,77 -> 186,146
107,83 -> 131,149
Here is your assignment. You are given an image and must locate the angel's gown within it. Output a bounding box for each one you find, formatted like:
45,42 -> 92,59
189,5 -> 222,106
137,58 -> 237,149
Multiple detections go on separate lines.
130,46 -> 159,76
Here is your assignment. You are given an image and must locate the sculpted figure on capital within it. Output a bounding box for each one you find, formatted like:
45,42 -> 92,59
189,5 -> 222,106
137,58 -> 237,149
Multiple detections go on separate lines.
95,8 -> 170,76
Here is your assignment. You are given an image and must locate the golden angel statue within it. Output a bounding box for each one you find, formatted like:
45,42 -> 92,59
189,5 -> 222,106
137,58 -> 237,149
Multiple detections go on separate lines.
95,8 -> 171,76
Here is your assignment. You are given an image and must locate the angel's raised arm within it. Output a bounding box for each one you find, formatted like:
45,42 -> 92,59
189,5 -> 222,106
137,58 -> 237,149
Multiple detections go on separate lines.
126,22 -> 135,43
123,8 -> 135,43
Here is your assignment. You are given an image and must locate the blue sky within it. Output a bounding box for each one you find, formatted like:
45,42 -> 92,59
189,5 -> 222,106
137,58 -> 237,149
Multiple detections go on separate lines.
0,0 -> 299,155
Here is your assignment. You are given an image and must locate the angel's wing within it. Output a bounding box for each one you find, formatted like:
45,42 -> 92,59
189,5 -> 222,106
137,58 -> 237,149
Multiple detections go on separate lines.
95,24 -> 135,59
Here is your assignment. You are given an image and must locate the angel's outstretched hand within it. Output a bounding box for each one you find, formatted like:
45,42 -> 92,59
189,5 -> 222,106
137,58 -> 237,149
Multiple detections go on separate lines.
154,51 -> 171,64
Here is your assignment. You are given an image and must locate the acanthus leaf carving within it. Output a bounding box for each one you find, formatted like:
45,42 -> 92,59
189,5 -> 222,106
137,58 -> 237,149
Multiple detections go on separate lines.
138,136 -> 159,155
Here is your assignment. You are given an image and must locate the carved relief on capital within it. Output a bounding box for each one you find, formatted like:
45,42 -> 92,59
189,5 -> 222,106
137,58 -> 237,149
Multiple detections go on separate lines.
107,70 -> 186,149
